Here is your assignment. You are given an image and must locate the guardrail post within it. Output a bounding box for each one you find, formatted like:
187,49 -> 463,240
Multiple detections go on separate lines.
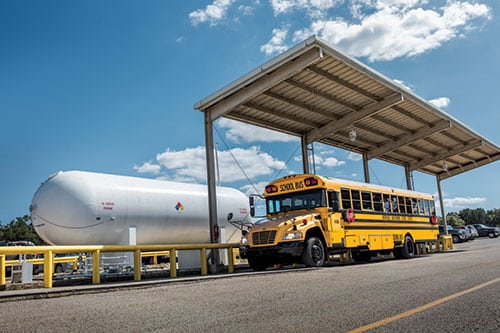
227,246 -> 234,273
0,255 -> 5,286
200,248 -> 207,276
92,250 -> 101,284
170,249 -> 177,278
44,250 -> 53,288
134,249 -> 141,281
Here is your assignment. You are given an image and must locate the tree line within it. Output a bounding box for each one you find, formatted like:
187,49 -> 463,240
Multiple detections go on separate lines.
1,208 -> 499,245
445,208 -> 500,228
0,215 -> 44,245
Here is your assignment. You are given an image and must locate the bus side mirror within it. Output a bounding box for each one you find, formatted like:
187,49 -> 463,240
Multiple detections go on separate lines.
249,194 -> 264,218
227,213 -> 233,221
249,196 -> 255,217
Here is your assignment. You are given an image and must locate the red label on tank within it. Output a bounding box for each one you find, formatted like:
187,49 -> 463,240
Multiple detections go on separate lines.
101,202 -> 115,210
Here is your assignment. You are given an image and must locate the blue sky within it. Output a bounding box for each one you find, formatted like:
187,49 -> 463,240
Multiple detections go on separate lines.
1,0 -> 499,224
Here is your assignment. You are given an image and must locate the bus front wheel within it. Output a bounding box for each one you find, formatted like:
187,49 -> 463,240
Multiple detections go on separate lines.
302,237 -> 325,267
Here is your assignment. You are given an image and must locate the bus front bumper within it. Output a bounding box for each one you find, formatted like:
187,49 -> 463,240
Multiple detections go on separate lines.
239,241 -> 304,260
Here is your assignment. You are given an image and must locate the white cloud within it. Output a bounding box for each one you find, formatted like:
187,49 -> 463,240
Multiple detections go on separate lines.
133,161 -> 161,175
347,152 -> 362,161
238,4 -> 256,16
270,0 -> 306,15
309,151 -> 346,168
240,181 -> 269,196
321,156 -> 346,167
270,0 -> 339,18
189,1 -> 491,62
291,1 -> 491,61
443,196 -> 487,209
429,97 -> 450,109
189,0 -> 236,26
393,79 -> 413,91
217,118 -> 298,143
260,27 -> 290,56
155,146 -> 286,183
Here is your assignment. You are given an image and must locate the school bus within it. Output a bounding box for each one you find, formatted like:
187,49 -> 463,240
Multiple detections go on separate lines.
239,174 -> 439,271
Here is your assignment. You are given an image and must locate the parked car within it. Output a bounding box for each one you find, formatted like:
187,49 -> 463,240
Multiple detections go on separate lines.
0,240 -> 37,276
470,224 -> 500,238
0,240 -> 36,260
464,225 -> 479,239
439,225 -> 467,243
33,253 -> 82,274
456,226 -> 475,240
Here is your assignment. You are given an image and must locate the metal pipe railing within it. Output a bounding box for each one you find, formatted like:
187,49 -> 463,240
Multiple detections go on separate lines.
0,243 -> 239,289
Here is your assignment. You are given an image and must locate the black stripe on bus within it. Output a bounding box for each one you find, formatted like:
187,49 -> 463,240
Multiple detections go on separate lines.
345,225 -> 438,231
353,218 -> 431,225
350,210 -> 433,218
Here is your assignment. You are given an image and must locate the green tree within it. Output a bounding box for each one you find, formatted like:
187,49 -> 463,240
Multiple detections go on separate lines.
486,208 -> 500,227
0,215 -> 44,245
445,212 -> 465,227
458,208 -> 487,225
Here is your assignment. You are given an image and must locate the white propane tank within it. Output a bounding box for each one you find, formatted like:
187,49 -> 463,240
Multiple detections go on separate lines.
30,171 -> 251,245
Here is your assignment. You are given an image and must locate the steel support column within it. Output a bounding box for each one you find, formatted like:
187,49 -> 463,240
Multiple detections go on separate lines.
363,153 -> 370,183
301,134 -> 310,174
405,163 -> 413,190
436,177 -> 447,231
204,112 -> 220,270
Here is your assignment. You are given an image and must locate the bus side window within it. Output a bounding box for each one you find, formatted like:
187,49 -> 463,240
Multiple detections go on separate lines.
423,200 -> 430,215
362,191 -> 372,210
351,190 -> 361,210
391,196 -> 398,213
406,197 -> 413,214
418,199 -> 425,215
383,194 -> 391,212
429,200 -> 436,215
328,191 -> 339,212
341,188 -> 351,209
398,196 -> 406,214
373,193 -> 383,212
410,198 -> 418,214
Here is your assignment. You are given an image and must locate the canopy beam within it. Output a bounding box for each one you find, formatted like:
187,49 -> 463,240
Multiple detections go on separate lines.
207,48 -> 323,122
306,93 -> 404,144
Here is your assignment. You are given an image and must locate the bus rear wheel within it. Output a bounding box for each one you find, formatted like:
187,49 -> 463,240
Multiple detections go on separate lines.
302,237 -> 325,267
394,235 -> 415,259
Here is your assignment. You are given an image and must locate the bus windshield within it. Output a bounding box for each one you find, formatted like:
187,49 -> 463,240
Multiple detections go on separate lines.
266,189 -> 326,214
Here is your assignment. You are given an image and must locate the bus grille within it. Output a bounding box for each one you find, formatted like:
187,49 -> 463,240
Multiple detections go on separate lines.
253,230 -> 277,245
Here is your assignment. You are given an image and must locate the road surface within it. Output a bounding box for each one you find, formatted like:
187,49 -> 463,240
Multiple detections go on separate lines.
1,238 -> 499,332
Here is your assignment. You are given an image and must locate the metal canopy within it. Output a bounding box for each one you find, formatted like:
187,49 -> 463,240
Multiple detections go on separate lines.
195,35 -> 500,181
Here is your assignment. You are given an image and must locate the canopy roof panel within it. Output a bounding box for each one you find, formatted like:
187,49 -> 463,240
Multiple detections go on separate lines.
195,36 -> 499,180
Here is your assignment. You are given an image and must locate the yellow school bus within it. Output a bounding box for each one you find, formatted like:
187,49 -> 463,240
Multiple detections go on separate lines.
239,174 -> 438,270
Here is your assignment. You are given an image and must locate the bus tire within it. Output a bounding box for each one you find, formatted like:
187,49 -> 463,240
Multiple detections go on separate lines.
399,235 -> 415,259
55,264 -> 64,273
248,257 -> 269,271
302,237 -> 325,267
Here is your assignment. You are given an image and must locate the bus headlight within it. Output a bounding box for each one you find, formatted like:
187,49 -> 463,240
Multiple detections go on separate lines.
240,236 -> 249,246
282,232 -> 303,240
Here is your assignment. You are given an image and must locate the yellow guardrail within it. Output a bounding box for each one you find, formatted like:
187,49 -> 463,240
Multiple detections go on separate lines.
4,256 -> 80,270
141,251 -> 170,265
0,243 -> 239,289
